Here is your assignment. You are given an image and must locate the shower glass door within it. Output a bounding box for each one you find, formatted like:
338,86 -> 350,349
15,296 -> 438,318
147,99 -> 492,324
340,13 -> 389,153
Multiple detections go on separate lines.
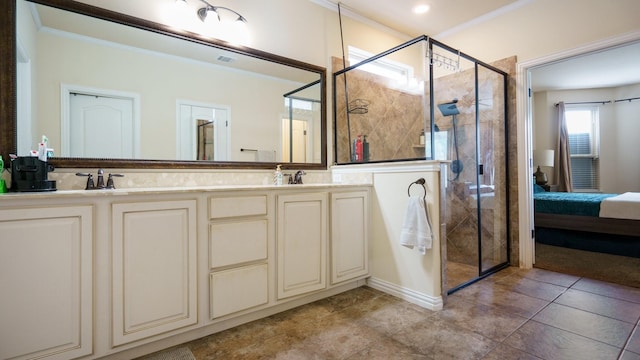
431,43 -> 510,293
478,64 -> 509,275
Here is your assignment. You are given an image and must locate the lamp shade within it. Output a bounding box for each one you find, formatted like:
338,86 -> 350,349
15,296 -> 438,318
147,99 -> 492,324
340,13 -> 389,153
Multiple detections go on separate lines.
533,149 -> 554,168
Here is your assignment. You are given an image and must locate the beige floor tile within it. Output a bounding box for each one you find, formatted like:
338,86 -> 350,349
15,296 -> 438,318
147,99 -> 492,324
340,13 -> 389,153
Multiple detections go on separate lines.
555,288 -> 640,324
343,337 -> 430,360
503,320 -> 622,360
434,296 -> 529,342
495,273 -> 568,301
481,343 -> 543,360
391,316 -> 498,359
627,325 -> 640,354
620,350 -> 640,360
533,303 -> 634,347
522,267 -> 580,287
147,267 -> 640,360
455,280 -> 550,318
572,278 -> 640,304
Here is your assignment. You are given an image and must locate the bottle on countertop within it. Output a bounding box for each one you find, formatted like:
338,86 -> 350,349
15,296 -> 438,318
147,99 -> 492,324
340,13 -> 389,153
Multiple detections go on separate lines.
363,135 -> 370,162
0,155 -> 6,193
419,130 -> 425,145
355,135 -> 363,162
274,164 -> 283,185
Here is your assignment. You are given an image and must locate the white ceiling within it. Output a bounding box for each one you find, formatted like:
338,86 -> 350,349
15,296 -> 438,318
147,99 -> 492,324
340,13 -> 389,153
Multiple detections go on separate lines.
323,0 -> 520,38
317,0 -> 640,91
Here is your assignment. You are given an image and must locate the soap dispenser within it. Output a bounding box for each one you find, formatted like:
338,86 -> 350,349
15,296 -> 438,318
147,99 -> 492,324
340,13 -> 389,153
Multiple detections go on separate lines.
274,164 -> 283,186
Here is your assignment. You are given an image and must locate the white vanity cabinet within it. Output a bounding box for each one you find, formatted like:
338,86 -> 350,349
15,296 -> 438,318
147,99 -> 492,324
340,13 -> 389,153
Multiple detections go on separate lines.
111,199 -> 198,346
331,190 -> 369,284
0,183 -> 370,359
0,205 -> 93,360
276,192 -> 328,299
208,194 -> 270,319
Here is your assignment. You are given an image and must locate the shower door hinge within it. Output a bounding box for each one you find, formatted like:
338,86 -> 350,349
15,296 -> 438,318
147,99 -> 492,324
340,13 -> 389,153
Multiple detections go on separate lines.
528,88 -> 532,97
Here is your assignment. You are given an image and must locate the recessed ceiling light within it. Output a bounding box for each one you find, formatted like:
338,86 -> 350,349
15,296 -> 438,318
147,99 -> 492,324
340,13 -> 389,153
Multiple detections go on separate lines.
413,4 -> 430,14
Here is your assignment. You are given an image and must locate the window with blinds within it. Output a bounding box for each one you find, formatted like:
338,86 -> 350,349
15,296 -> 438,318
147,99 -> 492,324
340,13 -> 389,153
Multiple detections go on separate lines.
565,106 -> 600,191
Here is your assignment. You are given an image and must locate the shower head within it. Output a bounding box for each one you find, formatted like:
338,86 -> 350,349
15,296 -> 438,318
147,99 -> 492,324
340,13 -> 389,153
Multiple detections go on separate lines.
437,99 -> 459,116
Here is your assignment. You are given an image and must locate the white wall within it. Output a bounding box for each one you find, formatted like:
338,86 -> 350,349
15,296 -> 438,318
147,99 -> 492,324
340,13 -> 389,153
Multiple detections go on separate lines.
613,84 -> 640,191
334,163 -> 444,309
436,0 -> 640,64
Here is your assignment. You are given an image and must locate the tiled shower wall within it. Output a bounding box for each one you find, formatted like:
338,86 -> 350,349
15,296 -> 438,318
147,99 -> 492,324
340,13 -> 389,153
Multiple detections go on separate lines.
333,57 -> 426,163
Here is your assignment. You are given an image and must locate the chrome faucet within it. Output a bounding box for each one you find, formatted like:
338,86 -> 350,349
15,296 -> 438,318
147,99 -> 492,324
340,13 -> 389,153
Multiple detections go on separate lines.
76,169 -> 124,190
293,170 -> 306,184
96,169 -> 105,189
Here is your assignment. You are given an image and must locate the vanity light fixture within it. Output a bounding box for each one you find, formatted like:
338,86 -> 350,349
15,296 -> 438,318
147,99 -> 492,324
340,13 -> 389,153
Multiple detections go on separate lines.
196,0 -> 248,26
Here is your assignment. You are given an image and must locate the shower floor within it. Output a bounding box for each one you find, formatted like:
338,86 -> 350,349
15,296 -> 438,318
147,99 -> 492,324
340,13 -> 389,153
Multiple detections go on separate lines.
446,261 -> 478,290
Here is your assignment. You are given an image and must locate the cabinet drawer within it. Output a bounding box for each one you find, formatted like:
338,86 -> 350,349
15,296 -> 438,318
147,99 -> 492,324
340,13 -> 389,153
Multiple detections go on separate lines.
210,219 -> 268,268
209,195 -> 267,219
210,264 -> 268,319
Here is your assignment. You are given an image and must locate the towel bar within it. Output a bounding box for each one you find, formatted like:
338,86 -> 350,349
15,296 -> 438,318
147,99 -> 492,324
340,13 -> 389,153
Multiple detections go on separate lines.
408,178 -> 427,199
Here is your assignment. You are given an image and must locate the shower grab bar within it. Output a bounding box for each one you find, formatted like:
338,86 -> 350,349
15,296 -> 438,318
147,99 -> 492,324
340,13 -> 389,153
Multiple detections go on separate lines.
408,178 -> 427,199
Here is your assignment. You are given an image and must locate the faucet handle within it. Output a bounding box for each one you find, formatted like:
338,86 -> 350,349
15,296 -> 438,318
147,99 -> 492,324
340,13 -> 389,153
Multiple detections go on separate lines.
106,173 -> 124,189
76,172 -> 95,190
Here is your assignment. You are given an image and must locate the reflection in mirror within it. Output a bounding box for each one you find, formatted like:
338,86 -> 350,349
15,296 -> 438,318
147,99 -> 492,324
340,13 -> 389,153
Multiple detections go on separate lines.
3,0 -> 326,169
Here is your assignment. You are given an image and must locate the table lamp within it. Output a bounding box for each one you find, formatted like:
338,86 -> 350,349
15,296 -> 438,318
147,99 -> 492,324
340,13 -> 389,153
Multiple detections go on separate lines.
533,149 -> 554,185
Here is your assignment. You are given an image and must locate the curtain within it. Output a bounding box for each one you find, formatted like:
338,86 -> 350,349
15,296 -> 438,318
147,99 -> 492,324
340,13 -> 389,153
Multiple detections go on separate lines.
555,102 -> 573,192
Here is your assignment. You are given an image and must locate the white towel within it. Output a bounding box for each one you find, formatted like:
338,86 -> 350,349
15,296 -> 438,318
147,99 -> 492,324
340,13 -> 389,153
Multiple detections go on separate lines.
400,196 -> 433,255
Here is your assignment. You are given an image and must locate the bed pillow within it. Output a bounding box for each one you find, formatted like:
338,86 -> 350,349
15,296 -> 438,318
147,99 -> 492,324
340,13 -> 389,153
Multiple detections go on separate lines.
533,184 -> 546,193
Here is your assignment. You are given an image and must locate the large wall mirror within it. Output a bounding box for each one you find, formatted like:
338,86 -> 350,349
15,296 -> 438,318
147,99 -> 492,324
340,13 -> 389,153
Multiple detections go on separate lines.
1,0 -> 326,169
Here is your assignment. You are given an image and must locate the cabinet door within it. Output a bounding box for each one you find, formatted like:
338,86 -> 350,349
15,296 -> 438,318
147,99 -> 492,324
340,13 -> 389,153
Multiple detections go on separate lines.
112,200 -> 197,346
331,191 -> 369,284
0,206 -> 93,360
277,192 -> 327,299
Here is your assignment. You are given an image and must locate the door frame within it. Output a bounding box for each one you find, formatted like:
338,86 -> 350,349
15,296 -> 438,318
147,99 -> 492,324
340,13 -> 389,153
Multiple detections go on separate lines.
61,84 -> 141,157
175,99 -> 231,161
281,113 -> 312,163
516,31 -> 640,268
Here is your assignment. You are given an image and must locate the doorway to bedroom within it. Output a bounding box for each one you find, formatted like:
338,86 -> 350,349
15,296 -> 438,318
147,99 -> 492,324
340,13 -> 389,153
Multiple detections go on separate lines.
526,38 -> 640,288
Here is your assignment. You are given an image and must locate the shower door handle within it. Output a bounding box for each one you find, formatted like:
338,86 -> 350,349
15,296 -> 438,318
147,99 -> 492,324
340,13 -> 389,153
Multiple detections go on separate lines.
479,164 -> 484,175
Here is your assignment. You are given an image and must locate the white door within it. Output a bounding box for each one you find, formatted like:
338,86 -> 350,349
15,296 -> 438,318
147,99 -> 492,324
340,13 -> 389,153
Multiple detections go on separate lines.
69,93 -> 134,158
282,118 -> 308,162
177,102 -> 229,161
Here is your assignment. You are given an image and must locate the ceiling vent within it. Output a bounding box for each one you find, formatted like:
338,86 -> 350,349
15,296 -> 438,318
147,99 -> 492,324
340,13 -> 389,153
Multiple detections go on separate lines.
217,55 -> 235,63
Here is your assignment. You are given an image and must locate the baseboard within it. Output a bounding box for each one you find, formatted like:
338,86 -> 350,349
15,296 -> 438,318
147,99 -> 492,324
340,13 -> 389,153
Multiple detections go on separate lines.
366,277 -> 443,311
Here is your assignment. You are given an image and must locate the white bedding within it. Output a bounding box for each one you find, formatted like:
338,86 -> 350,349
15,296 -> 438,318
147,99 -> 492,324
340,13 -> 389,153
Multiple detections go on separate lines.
599,192 -> 640,220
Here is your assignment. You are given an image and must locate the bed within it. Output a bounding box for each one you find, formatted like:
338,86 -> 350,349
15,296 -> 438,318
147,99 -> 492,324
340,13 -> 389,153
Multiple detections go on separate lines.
533,186 -> 640,258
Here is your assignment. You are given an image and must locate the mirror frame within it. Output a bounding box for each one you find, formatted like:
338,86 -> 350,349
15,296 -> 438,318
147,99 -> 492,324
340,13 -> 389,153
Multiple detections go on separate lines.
1,0 -> 327,170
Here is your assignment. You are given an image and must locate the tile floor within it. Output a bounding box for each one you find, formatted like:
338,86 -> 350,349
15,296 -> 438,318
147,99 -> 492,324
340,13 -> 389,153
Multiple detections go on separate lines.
157,267 -> 640,359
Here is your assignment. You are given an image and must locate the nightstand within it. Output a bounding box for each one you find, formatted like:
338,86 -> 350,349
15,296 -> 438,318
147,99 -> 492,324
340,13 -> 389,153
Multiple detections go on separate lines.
539,184 -> 559,192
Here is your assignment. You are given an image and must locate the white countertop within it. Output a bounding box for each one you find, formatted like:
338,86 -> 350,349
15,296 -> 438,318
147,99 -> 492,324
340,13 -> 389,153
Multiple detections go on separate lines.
0,183 -> 371,200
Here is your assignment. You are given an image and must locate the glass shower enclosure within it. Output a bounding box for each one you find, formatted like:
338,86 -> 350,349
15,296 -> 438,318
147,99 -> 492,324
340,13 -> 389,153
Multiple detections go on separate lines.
333,36 -> 510,293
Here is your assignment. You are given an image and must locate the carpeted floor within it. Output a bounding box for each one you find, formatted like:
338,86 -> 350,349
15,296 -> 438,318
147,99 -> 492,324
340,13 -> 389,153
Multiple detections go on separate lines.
535,242 -> 640,289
